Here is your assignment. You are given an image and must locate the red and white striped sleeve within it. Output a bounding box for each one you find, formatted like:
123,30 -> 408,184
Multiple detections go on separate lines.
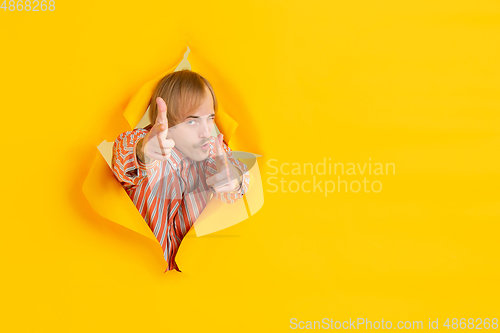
111,129 -> 161,191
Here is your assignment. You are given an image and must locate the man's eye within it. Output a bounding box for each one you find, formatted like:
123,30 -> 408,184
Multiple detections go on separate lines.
187,120 -> 196,125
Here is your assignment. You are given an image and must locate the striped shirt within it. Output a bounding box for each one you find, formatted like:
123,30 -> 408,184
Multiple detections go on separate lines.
112,127 -> 250,272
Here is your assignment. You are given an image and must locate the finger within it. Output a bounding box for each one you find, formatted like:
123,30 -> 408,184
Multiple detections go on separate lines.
145,151 -> 170,162
206,173 -> 225,186
212,181 -> 239,193
206,168 -> 240,186
212,185 -> 227,194
148,121 -> 167,138
153,126 -> 173,158
214,134 -> 229,171
212,178 -> 240,187
152,149 -> 170,156
156,133 -> 166,156
155,97 -> 169,134
159,138 -> 175,149
154,138 -> 175,157
213,134 -> 235,189
212,178 -> 238,189
214,134 -> 224,157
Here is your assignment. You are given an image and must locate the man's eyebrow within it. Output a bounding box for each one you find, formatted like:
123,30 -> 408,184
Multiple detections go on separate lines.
184,113 -> 216,120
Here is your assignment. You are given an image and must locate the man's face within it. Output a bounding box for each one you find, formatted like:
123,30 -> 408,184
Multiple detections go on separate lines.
166,88 -> 215,162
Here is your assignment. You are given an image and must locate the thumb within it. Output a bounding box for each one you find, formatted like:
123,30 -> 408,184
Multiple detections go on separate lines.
215,134 -> 226,170
155,97 -> 169,134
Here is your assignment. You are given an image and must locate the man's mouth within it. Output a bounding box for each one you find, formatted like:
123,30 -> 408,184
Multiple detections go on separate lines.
199,142 -> 210,150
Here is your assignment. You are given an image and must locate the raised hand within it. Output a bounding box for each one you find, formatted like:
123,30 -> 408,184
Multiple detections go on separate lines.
206,134 -> 242,193
137,97 -> 175,164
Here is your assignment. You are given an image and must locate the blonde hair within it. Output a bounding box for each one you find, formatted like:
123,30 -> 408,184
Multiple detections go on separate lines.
149,70 -> 218,127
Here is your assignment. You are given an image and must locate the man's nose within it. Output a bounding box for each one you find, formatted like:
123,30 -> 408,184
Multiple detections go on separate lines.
199,122 -> 211,138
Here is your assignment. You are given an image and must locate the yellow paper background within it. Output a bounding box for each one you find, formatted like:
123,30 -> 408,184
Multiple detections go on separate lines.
1,0 -> 499,332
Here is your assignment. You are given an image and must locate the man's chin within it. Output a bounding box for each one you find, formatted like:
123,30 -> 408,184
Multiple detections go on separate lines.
188,150 -> 210,162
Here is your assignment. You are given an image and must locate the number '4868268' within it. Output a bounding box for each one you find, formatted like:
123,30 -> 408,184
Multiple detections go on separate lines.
443,318 -> 498,329
1,0 -> 55,11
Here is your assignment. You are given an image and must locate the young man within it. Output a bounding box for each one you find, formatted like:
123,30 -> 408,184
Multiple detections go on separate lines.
112,70 -> 250,272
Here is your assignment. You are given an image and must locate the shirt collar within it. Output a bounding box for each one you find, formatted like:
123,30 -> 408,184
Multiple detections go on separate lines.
168,146 -> 192,170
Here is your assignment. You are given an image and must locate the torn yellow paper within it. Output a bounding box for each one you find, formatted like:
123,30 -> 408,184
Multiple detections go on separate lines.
82,152 -> 159,244
122,47 -> 191,129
